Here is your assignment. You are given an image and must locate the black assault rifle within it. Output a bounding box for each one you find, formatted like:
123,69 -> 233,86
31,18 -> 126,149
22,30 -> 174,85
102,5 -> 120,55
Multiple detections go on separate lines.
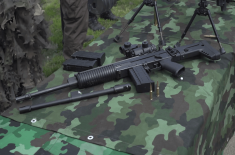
16,40 -> 223,101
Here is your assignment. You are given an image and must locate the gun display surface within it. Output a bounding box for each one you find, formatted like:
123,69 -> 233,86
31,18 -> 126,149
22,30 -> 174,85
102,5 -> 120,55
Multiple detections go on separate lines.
16,40 -> 223,102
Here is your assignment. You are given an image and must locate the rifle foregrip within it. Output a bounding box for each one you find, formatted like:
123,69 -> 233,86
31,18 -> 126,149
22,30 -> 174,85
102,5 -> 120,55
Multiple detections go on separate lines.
75,65 -> 116,88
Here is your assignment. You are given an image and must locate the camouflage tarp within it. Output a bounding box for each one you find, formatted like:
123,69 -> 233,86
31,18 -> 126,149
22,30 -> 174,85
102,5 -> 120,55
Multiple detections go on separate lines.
0,115 -> 128,154
1,0 -> 235,154
0,0 -> 52,112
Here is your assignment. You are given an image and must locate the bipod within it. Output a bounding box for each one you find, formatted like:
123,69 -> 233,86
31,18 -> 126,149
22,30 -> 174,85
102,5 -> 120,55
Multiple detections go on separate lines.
113,0 -> 165,46
175,0 -> 226,55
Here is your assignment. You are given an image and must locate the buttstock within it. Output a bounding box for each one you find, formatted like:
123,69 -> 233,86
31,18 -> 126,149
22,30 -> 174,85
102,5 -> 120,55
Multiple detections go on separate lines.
199,41 -> 221,60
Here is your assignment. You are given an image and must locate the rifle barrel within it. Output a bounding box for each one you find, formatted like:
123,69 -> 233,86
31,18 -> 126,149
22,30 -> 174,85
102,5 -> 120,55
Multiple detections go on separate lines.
16,78 -> 77,102
19,84 -> 131,113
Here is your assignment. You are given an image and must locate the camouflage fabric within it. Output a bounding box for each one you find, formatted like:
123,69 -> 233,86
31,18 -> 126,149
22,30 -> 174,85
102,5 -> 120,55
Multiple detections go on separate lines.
0,0 -> 53,112
2,0 -> 235,154
0,115 -> 128,155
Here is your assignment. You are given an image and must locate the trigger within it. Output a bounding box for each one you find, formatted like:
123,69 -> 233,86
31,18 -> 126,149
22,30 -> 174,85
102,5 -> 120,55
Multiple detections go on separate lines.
153,63 -> 161,71
143,64 -> 151,73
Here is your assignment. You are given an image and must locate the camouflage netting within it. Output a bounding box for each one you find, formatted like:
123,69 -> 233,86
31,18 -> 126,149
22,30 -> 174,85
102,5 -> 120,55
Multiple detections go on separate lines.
0,0 -> 52,112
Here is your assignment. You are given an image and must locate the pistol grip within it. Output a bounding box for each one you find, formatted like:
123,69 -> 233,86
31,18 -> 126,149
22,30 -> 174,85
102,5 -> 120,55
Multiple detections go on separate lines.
160,60 -> 185,77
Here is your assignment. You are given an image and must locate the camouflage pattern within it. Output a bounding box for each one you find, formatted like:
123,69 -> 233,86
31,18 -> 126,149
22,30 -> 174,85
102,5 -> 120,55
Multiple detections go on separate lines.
0,0 -> 53,112
1,0 -> 235,154
0,115 -> 128,155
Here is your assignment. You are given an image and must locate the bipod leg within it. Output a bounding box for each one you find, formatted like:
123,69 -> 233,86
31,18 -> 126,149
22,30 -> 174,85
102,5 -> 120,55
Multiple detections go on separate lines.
176,11 -> 197,47
153,1 -> 165,46
207,10 -> 226,54
113,2 -> 145,42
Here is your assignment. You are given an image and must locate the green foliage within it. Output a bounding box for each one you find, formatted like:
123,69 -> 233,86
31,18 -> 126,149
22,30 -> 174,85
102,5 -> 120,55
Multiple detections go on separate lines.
41,0 -> 63,51
42,0 -> 143,77
42,54 -> 65,77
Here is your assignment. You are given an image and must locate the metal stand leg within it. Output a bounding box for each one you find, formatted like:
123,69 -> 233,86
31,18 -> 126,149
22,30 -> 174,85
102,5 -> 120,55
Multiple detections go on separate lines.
175,0 -> 226,54
176,11 -> 197,47
153,1 -> 165,45
113,0 -> 165,46
113,2 -> 145,42
207,10 -> 225,54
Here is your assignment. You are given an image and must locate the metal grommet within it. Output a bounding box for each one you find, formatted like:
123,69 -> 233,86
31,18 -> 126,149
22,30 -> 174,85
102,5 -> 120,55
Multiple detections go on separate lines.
31,118 -> 37,123
87,135 -> 94,140
180,77 -> 183,80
